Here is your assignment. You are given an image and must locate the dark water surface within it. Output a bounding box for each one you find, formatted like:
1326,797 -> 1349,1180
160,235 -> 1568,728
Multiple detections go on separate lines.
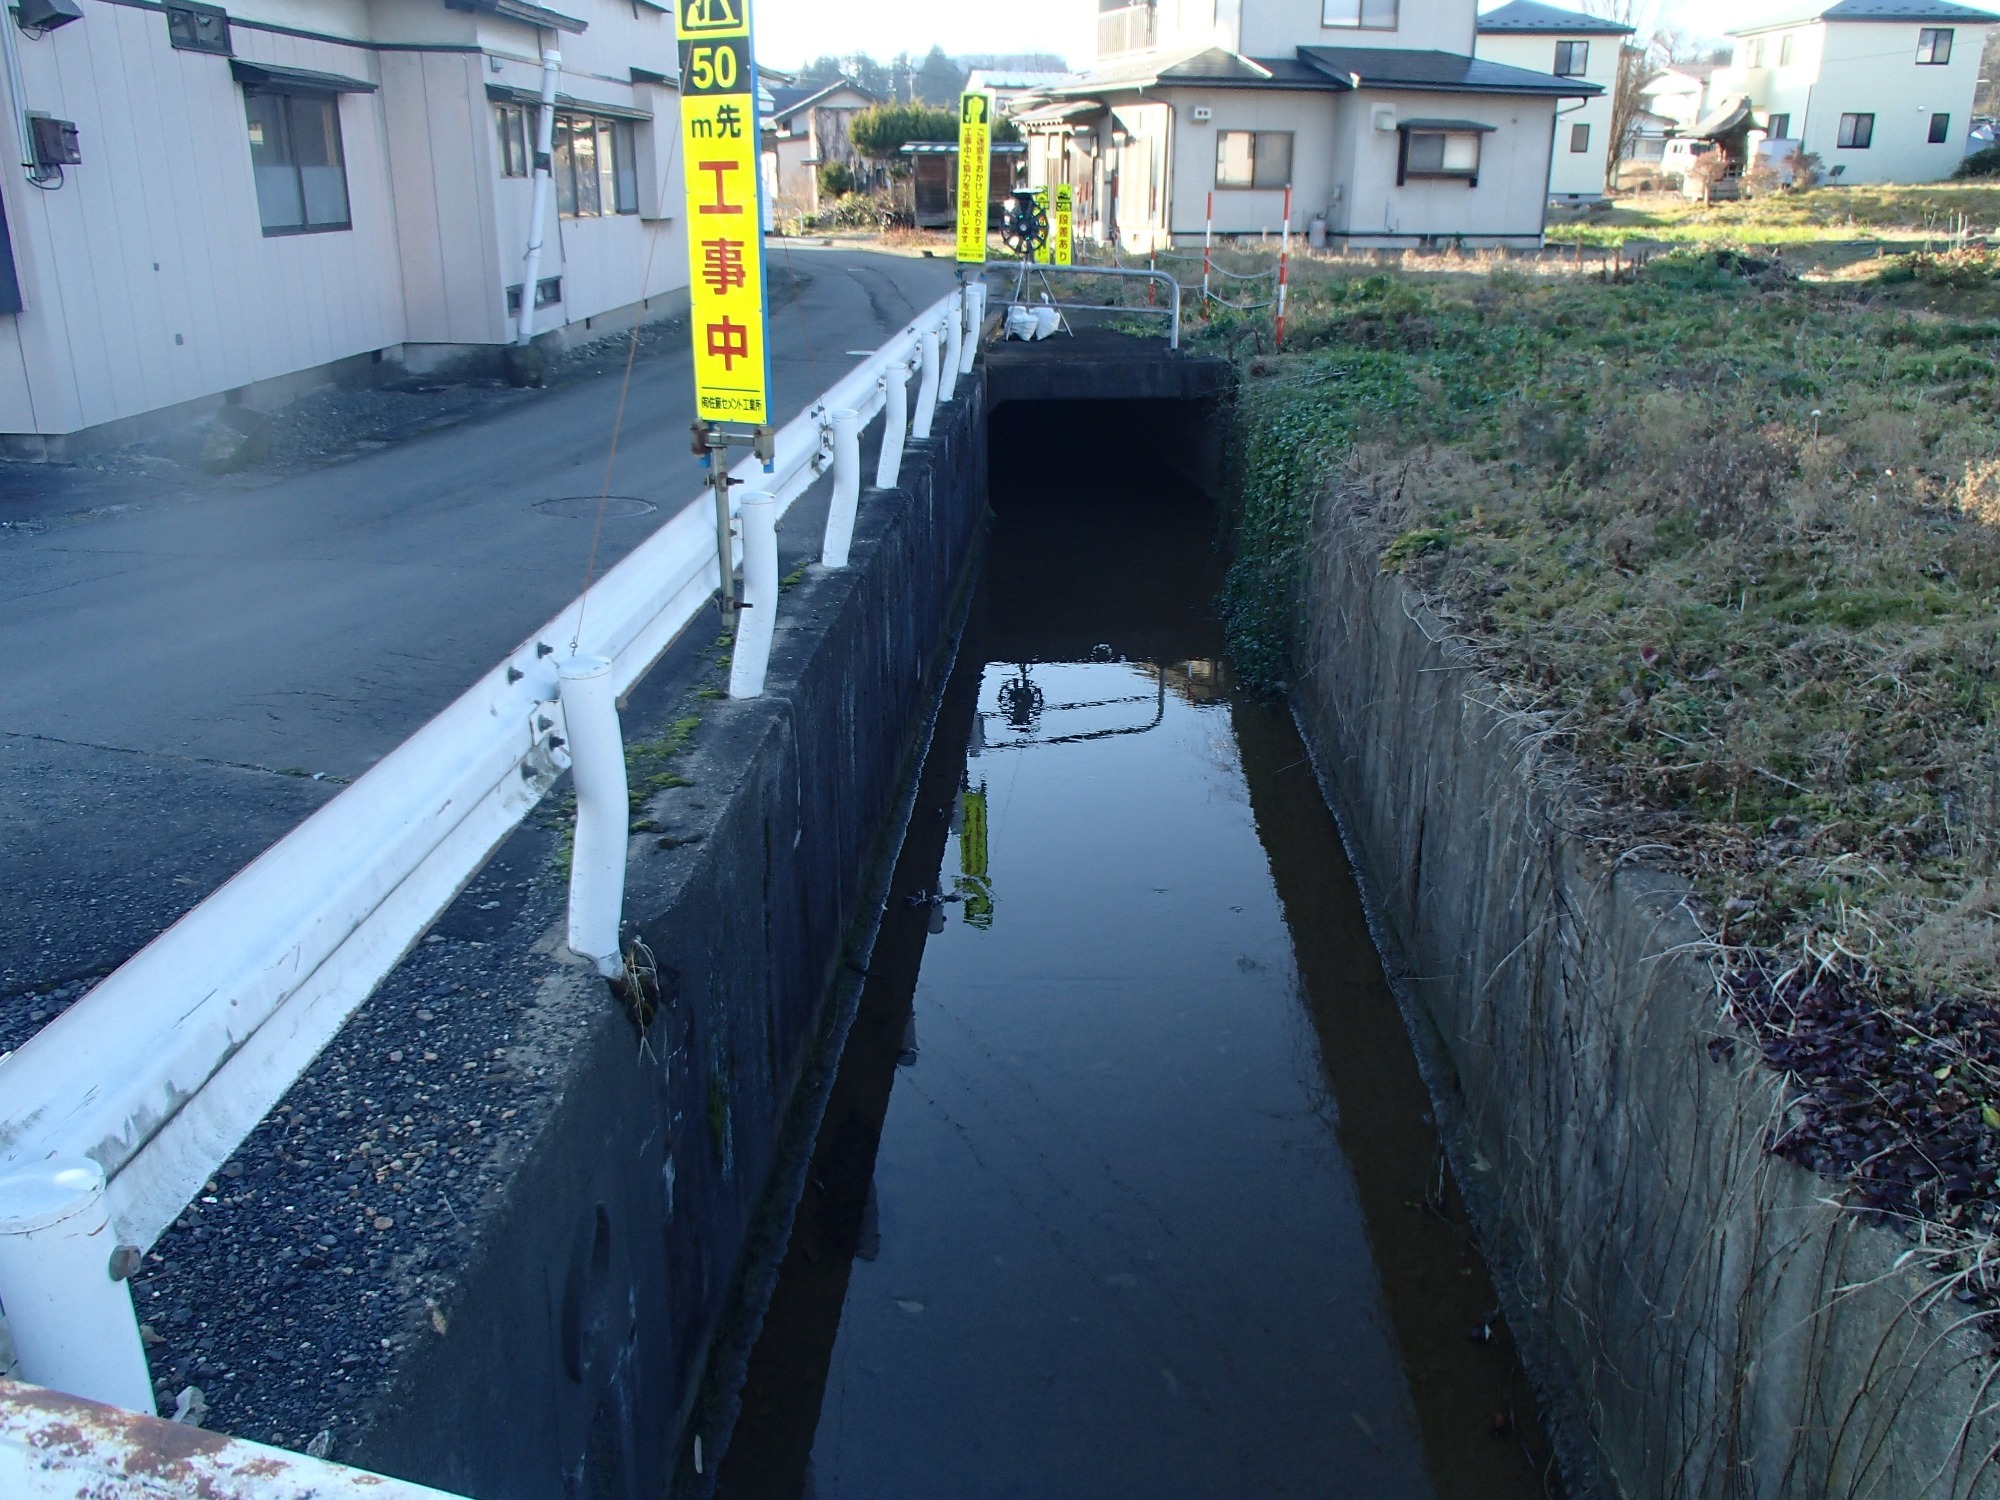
718,415 -> 1557,1499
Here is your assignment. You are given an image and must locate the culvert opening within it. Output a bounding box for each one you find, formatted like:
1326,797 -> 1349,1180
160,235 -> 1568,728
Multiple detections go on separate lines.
711,394 -> 1562,1499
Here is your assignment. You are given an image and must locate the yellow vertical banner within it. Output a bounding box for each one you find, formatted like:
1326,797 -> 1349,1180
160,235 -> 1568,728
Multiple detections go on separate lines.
954,92 -> 991,265
1030,188 -> 1050,263
677,0 -> 768,426
1052,184 -> 1073,266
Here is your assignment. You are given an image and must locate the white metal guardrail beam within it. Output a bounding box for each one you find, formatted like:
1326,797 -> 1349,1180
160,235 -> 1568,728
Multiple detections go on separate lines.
0,285 -> 976,1420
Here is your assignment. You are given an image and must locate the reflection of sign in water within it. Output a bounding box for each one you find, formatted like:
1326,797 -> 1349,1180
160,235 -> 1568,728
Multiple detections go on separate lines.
1052,183 -> 1073,267
955,92 -> 991,265
955,780 -> 993,928
678,0 -> 766,422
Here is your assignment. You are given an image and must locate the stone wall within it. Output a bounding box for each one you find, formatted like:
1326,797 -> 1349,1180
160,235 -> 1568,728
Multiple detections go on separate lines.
1291,489 -> 2000,1500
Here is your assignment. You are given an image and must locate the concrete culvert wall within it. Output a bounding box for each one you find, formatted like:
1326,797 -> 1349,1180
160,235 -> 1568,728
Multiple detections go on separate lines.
1291,490 -> 2000,1500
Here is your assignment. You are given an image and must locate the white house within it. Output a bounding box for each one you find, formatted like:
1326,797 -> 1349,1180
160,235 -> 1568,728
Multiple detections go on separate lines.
1701,0 -> 1996,183
1639,63 -> 1720,131
0,0 -> 688,457
1475,0 -> 1632,200
1016,0 -> 1595,251
766,79 -> 879,219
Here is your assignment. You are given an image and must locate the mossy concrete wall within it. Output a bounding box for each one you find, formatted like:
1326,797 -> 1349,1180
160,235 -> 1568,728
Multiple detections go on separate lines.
348,380 -> 987,1500
1292,489 -> 2000,1500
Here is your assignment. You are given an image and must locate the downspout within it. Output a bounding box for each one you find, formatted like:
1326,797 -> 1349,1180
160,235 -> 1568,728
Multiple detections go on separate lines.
0,3 -> 37,173
1538,101 -> 1557,243
517,37 -> 561,347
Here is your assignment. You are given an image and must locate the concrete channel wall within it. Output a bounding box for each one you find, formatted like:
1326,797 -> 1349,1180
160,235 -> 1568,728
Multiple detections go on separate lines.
346,381 -> 987,1500
1291,491 -> 2000,1500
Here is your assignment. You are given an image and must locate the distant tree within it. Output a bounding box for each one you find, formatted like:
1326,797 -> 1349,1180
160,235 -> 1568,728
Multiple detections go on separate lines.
795,53 -> 889,97
849,103 -> 959,159
957,52 -> 1071,73
914,45 -> 967,104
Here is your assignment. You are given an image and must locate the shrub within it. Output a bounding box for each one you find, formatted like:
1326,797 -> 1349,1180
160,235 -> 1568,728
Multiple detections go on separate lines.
818,161 -> 856,198
1955,143 -> 2000,180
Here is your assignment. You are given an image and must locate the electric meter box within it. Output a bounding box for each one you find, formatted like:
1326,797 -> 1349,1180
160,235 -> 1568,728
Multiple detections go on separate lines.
29,116 -> 81,168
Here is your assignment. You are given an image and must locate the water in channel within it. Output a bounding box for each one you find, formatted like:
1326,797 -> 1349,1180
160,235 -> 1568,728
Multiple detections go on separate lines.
718,405 -> 1558,1500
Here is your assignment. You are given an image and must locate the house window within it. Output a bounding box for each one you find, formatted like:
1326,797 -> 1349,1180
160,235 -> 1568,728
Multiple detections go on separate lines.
1929,111 -> 1951,144
244,89 -> 351,236
1743,38 -> 1762,66
1917,27 -> 1952,64
166,2 -> 231,54
552,112 -> 638,217
1321,0 -> 1396,29
1778,33 -> 1796,65
1570,122 -> 1590,153
1400,127 -> 1483,184
1837,112 -> 1874,149
1766,112 -> 1790,138
494,103 -> 530,178
1214,129 -> 1293,189
506,276 -> 563,315
1554,40 -> 1588,76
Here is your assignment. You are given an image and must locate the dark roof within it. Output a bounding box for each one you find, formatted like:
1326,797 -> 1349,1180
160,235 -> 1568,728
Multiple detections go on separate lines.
442,0 -> 586,34
1298,45 -> 1603,94
768,79 -> 879,119
232,60 -> 377,94
899,140 -> 1028,154
1399,116 -> 1500,129
1042,45 -> 1344,96
1734,0 -> 1997,27
1478,0 -> 1635,33
1688,94 -> 1754,137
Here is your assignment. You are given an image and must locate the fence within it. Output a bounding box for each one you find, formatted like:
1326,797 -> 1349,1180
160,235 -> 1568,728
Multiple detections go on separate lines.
0,285 -> 981,1433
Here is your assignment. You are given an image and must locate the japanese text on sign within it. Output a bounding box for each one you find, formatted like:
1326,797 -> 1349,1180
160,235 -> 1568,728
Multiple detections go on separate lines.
955,92 -> 991,265
1052,183 -> 1073,266
679,0 -> 767,423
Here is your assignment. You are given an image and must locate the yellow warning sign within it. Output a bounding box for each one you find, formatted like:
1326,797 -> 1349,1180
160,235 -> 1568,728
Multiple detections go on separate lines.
1052,183 -> 1073,266
955,92 -> 991,265
1030,188 -> 1050,264
679,0 -> 767,424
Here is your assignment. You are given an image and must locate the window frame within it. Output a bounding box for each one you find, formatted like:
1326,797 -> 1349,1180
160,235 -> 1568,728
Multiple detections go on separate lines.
1836,111 -> 1874,149
1929,111 -> 1951,144
1320,0 -> 1397,30
1398,127 -> 1483,186
1766,112 -> 1790,139
1553,40 -> 1588,77
552,110 -> 639,218
1916,27 -> 1952,64
1213,129 -> 1294,190
166,2 -> 231,55
494,103 -> 530,178
244,86 -> 353,238
1778,33 -> 1796,65
1569,121 -> 1590,154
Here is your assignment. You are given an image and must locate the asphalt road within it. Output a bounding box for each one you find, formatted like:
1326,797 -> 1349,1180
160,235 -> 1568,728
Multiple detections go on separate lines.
0,246 -> 959,1027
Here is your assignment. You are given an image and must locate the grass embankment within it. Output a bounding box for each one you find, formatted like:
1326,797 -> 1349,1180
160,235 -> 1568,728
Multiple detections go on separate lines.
1547,184 -> 2000,254
1200,250 -> 2000,1262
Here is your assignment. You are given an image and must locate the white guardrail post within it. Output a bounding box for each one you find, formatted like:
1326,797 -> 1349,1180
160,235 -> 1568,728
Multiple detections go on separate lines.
821,409 -> 861,568
874,361 -> 910,490
960,280 -> 984,375
729,490 -> 778,698
0,1377 -> 475,1498
912,329 -> 940,440
557,655 -> 627,979
939,289 -> 962,403
0,291 -> 961,1425
0,1161 -> 154,1414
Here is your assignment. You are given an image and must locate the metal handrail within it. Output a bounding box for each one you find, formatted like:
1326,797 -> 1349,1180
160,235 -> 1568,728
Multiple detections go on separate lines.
1002,262 -> 1182,350
0,285 -> 975,1416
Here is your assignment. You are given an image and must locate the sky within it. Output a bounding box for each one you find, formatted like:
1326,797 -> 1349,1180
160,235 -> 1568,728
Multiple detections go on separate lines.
750,0 -> 1997,71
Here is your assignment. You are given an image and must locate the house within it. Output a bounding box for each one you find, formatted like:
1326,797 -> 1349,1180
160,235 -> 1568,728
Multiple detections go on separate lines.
1640,63 -> 1721,132
0,0 -> 687,458
1017,0 -> 1597,252
1475,0 -> 1633,201
901,139 -> 1029,227
766,78 -> 880,219
1696,0 -> 1997,185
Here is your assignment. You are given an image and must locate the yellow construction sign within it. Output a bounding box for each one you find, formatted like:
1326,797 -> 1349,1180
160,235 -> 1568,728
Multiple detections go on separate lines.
678,0 -> 768,425
1052,183 -> 1073,266
955,92 -> 991,265
1031,188 -> 1050,264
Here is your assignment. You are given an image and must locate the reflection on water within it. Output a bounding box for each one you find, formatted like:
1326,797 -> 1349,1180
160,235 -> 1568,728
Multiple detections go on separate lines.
717,420 -> 1557,1500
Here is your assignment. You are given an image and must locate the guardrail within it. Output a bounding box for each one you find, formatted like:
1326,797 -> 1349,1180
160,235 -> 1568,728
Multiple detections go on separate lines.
0,284 -> 981,1421
1000,262 -> 1181,350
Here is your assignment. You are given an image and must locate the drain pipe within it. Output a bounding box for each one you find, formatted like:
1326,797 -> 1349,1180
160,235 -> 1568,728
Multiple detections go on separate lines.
912,329 -> 940,440
729,491 -> 778,698
0,1158 -> 156,1414
821,409 -> 862,567
875,361 -> 910,489
517,40 -> 561,347
939,289 -> 962,403
0,2 -> 37,173
557,655 -> 627,979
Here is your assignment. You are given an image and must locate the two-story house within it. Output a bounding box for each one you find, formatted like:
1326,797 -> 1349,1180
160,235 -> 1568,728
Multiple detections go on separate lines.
1475,0 -> 1632,200
1702,0 -> 1995,184
1015,0 -> 1594,250
767,78 -> 880,220
0,0 -> 688,457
